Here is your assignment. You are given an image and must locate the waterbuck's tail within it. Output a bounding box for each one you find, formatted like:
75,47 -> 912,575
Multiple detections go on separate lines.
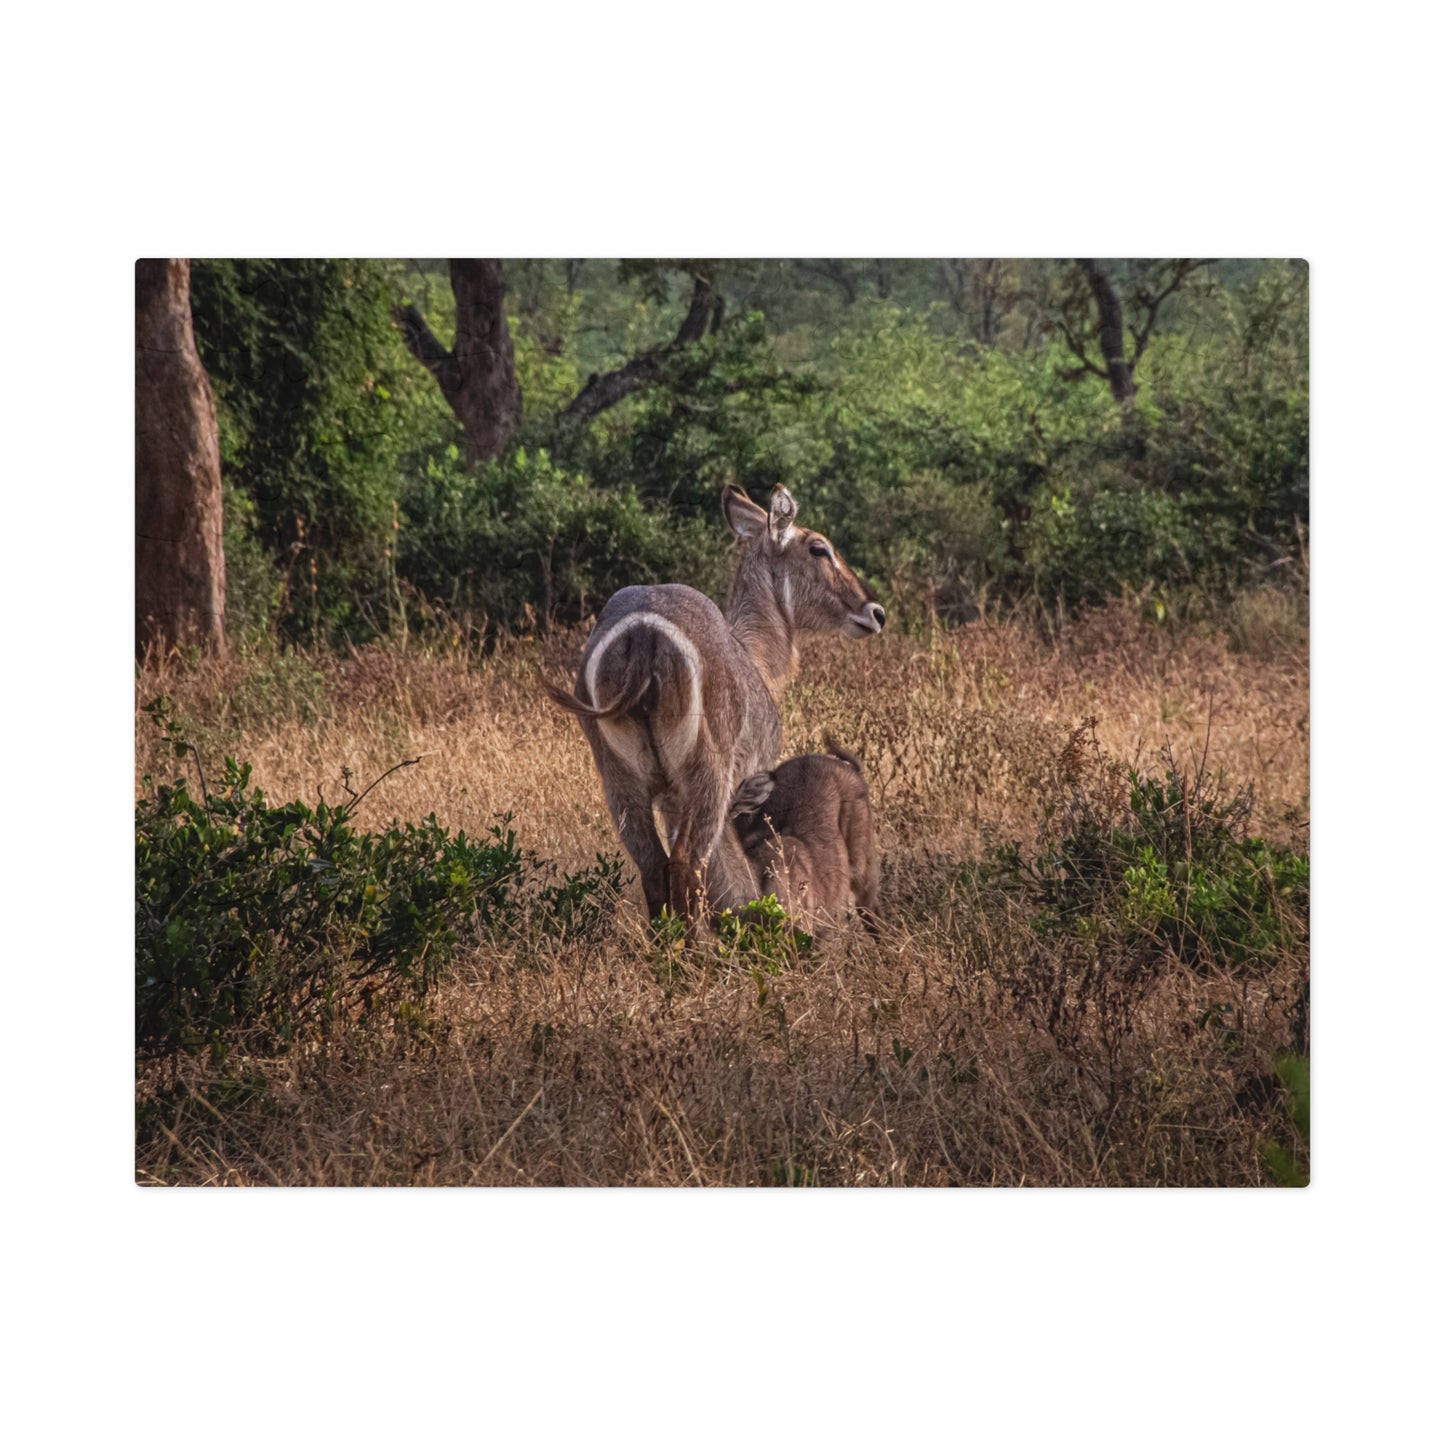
823,734 -> 864,773
542,653 -> 655,722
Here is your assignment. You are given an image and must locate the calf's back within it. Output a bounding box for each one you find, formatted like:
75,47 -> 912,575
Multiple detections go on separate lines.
730,745 -> 880,937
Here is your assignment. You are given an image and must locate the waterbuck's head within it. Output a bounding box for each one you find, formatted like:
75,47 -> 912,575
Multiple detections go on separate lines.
723,485 -> 885,653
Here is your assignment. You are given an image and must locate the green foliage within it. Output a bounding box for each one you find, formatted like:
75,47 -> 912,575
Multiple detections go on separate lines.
191,259 -> 448,643
398,444 -> 723,634
186,259 -> 1308,644
220,480 -> 284,639
1140,263 -> 1309,543
1261,1052 -> 1310,1186
716,893 -> 813,971
532,851 -> 627,941
989,730 -> 1309,973
1022,486 -> 1237,609
558,310 -> 826,516
135,700 -> 622,1062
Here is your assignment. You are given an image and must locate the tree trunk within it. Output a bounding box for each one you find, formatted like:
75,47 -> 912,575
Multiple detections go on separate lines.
396,259 -> 523,468
977,259 -> 999,346
135,259 -> 227,659
1077,259 -> 1137,409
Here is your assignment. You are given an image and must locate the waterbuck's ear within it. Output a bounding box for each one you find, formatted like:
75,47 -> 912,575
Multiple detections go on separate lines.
730,772 -> 776,820
768,485 -> 798,547
723,485 -> 768,542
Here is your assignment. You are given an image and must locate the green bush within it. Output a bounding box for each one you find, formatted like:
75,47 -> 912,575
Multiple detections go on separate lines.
191,258 -> 450,643
1260,1052 -> 1310,1186
399,445 -> 724,635
1139,263 -> 1309,547
221,480 -> 284,639
1021,485 -> 1236,609
558,310 -> 827,518
135,701 -> 623,1062
988,729 -> 1308,973
716,893 -> 813,971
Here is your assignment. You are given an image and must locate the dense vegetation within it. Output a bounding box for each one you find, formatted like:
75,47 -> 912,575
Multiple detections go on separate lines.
186,259 -> 1307,645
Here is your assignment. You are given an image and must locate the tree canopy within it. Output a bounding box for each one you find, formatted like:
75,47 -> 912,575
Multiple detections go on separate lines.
139,257 -> 1307,651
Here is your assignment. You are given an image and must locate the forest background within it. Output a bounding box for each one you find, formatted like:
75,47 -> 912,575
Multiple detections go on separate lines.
138,257 -> 1307,659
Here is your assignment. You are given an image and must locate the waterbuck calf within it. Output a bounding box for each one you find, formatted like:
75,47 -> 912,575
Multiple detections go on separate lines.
729,742 -> 881,939
545,485 -> 884,923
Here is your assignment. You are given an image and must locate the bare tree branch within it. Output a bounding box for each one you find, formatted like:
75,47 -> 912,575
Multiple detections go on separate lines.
557,274 -> 723,428
1128,258 -> 1212,366
1057,302 -> 1110,380
395,303 -> 462,395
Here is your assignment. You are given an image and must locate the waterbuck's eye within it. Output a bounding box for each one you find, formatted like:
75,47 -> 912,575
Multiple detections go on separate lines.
809,541 -> 831,559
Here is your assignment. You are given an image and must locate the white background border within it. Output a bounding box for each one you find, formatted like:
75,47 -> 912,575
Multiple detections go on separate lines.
4,3 -> 1438,1439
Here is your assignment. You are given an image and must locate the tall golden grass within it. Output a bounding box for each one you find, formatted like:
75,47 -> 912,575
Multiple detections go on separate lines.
135,598 -> 1308,1185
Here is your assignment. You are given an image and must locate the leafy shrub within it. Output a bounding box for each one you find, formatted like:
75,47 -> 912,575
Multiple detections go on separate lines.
531,851 -> 627,941
399,445 -> 723,635
135,701 -> 623,1062
1260,1052 -> 1310,1187
1021,486 -> 1236,609
191,258 -> 449,643
191,258 -> 1309,646
221,480 -> 284,639
989,723 -> 1308,973
562,311 -> 828,518
1139,263 -> 1309,547
716,893 -> 813,971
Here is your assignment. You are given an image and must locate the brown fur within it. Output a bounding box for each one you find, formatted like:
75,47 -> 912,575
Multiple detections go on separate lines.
730,739 -> 881,939
545,487 -> 883,925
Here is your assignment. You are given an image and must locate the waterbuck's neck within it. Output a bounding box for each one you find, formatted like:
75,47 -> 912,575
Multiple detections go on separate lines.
725,554 -> 797,695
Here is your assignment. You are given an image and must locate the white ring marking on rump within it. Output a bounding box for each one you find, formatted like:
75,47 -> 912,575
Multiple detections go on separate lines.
585,611 -> 703,779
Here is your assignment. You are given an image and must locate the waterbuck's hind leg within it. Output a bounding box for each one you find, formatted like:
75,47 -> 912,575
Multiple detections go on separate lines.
620,803 -> 671,920
589,728 -> 671,920
666,815 -> 705,925
677,752 -> 749,925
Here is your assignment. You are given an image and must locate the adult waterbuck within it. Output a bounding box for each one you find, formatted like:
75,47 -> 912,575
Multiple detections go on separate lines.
729,741 -> 881,940
545,485 -> 885,923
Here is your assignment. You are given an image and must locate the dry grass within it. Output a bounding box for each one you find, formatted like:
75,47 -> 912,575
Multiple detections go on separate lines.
135,597 -> 1309,1186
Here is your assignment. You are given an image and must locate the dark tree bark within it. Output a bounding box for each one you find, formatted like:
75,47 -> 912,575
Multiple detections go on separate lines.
977,259 -> 1000,347
135,258 -> 227,659
396,259 -> 523,467
557,274 -> 724,428
1059,259 -> 1211,412
1077,259 -> 1136,408
940,259 -> 1009,346
874,259 -> 892,300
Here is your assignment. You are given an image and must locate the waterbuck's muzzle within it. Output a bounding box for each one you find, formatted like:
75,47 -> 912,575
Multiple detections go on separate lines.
848,601 -> 886,635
